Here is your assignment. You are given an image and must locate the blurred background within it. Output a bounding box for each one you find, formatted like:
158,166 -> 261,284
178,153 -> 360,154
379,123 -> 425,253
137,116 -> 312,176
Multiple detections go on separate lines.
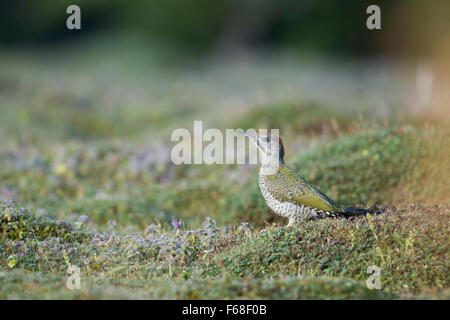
0,0 -> 449,143
2,0 -> 450,57
0,0 -> 449,228
0,0 -> 450,140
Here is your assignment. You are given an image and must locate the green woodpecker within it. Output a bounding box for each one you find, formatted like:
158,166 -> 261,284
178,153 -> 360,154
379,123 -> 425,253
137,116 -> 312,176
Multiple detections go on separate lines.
239,130 -> 370,226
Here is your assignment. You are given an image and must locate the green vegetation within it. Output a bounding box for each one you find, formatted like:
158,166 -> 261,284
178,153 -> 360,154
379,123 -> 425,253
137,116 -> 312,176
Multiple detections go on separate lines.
0,39 -> 448,299
1,201 -> 448,299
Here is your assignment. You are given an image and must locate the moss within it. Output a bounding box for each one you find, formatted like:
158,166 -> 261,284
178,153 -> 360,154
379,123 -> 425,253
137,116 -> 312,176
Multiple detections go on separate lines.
0,201 -> 90,243
0,201 -> 448,298
201,205 -> 449,294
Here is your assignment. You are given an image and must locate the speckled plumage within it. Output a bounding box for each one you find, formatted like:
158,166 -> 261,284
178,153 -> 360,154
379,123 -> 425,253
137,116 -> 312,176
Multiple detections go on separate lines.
259,164 -> 344,224
238,130 -> 368,225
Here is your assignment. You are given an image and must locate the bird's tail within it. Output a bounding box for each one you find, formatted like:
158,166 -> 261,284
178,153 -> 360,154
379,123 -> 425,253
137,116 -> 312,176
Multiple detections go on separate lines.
343,206 -> 370,214
338,206 -> 372,218
325,206 -> 384,219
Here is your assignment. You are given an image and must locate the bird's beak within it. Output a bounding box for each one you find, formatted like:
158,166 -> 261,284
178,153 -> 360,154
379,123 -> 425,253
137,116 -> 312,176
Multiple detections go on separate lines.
236,129 -> 264,153
236,129 -> 256,140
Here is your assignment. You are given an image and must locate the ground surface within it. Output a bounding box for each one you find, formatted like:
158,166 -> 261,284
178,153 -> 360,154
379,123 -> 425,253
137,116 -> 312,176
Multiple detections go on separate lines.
0,37 -> 449,299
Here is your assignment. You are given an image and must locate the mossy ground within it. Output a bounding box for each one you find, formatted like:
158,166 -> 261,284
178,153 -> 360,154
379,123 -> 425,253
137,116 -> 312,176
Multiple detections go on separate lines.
0,38 -> 449,299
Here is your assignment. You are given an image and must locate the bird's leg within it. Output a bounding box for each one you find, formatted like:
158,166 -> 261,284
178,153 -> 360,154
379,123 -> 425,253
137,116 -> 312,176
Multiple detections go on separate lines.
287,218 -> 296,227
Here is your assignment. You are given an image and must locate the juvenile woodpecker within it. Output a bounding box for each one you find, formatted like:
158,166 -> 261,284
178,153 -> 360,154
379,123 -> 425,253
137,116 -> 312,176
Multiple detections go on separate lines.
238,130 -> 370,226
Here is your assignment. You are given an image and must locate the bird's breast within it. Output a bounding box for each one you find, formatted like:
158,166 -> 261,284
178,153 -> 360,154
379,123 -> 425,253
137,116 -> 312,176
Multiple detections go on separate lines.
258,173 -> 326,221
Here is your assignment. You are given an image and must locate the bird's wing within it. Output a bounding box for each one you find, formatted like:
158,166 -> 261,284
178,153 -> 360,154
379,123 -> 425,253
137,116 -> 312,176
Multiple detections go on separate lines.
263,165 -> 342,212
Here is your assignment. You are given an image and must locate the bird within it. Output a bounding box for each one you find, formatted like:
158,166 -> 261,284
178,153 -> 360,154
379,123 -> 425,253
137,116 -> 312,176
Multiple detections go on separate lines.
237,129 -> 371,226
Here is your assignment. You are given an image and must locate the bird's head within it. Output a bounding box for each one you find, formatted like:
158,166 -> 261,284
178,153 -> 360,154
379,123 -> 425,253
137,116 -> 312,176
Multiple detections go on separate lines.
237,129 -> 285,166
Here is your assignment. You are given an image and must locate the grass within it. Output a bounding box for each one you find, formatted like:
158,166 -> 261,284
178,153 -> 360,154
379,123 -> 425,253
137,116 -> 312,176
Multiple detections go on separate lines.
1,201 -> 448,299
0,36 -> 449,299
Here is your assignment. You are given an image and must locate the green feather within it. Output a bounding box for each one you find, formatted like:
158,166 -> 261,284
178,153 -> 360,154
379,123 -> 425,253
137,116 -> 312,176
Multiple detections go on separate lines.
261,164 -> 343,212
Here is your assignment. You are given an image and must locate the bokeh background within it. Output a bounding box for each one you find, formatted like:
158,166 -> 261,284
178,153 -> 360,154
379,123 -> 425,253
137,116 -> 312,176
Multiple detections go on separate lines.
0,0 -> 449,300
1,0 -> 449,142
